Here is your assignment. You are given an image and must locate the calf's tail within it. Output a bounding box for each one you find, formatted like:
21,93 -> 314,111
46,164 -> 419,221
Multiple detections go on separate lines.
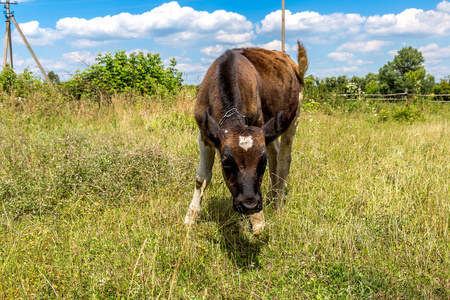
297,41 -> 309,86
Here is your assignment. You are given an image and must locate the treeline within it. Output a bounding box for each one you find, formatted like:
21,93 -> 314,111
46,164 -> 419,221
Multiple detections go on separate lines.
304,46 -> 450,100
0,46 -> 449,103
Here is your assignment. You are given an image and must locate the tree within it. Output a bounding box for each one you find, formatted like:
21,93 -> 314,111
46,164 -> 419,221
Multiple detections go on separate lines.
392,46 -> 425,75
47,71 -> 60,84
365,81 -> 380,94
378,46 -> 431,94
405,68 -> 435,94
433,76 -> 450,100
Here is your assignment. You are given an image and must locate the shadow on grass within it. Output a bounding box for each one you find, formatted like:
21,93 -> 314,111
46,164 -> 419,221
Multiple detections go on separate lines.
202,196 -> 268,271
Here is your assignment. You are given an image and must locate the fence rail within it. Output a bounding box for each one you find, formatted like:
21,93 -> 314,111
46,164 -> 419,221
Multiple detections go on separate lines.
311,88 -> 450,103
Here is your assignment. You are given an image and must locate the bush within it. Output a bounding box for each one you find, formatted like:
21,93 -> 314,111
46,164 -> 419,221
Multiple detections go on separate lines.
376,105 -> 421,122
64,51 -> 183,102
0,66 -> 43,99
432,77 -> 450,101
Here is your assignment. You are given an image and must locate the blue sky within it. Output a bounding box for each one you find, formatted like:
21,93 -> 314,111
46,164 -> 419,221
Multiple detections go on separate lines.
4,0 -> 450,84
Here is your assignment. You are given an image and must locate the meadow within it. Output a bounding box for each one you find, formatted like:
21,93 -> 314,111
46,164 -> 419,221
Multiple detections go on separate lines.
0,90 -> 449,299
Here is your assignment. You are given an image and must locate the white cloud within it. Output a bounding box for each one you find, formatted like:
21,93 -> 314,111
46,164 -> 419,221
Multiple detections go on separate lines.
328,52 -> 355,61
216,31 -> 255,44
177,63 -> 208,74
258,10 -> 365,37
349,59 -> 373,66
314,66 -> 360,77
365,8 -> 450,37
62,51 -> 97,65
12,21 -> 63,46
257,5 -> 450,42
256,40 -> 298,51
337,40 -> 393,53
201,45 -> 226,57
419,43 -> 450,61
387,50 -> 398,56
437,0 -> 450,13
56,1 -> 254,46
67,39 -> 114,48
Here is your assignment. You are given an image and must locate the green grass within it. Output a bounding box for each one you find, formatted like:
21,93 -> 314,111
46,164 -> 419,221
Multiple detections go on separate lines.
1,95 -> 449,299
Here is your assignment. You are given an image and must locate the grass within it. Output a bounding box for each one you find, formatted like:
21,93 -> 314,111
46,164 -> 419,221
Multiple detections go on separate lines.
0,93 -> 449,299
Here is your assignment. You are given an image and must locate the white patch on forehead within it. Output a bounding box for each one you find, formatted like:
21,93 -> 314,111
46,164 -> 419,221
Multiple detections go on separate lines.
239,136 -> 253,151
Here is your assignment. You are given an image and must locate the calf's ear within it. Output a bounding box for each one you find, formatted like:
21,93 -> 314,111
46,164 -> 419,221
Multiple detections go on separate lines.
198,111 -> 221,148
262,111 -> 285,145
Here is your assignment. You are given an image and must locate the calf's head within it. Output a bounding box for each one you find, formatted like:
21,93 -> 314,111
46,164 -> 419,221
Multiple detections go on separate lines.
199,111 -> 286,215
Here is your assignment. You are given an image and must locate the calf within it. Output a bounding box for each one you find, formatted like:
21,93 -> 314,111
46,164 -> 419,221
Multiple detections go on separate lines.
185,41 -> 308,234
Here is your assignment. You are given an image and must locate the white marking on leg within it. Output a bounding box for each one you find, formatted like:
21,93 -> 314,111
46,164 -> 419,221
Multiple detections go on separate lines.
238,136 -> 253,151
185,134 -> 215,226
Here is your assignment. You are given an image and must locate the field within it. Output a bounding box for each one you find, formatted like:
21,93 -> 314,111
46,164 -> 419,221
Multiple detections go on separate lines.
1,91 -> 449,299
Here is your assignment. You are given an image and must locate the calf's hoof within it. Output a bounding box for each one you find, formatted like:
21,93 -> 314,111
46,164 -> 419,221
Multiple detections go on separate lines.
250,211 -> 265,235
184,205 -> 200,226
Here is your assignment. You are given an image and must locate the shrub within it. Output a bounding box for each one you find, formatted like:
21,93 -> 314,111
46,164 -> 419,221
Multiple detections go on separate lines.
64,51 -> 184,101
432,77 -> 450,101
392,105 -> 421,121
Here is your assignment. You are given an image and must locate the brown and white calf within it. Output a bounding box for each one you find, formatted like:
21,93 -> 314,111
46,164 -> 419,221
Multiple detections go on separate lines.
185,41 -> 308,234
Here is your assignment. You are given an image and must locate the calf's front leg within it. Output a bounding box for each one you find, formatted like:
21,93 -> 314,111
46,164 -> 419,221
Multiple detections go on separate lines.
185,134 -> 215,226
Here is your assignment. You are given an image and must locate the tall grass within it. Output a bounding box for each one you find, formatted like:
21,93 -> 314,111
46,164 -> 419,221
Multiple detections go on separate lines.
1,93 -> 449,298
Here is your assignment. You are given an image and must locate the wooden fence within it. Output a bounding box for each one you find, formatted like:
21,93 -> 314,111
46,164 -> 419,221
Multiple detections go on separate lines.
317,88 -> 450,103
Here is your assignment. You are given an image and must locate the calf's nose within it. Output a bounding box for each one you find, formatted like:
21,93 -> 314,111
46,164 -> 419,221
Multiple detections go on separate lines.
234,195 -> 261,215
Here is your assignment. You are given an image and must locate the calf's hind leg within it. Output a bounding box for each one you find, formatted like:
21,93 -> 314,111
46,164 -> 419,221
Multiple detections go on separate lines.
273,102 -> 301,207
184,134 -> 215,226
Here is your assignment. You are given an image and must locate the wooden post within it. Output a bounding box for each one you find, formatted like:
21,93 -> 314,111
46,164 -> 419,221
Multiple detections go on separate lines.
11,15 -> 51,84
3,18 -> 10,68
2,0 -> 13,68
281,0 -> 285,52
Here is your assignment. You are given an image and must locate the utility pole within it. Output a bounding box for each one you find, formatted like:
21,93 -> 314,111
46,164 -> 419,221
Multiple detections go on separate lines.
2,0 -> 15,68
1,0 -> 51,83
281,0 -> 285,52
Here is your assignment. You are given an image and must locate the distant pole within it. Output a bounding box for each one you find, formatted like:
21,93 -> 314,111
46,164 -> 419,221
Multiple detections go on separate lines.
281,0 -> 285,52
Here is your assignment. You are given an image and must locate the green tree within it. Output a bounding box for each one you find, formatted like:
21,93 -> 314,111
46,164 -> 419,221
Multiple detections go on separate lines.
378,46 -> 430,94
365,81 -> 380,94
392,46 -> 425,75
433,76 -> 450,100
405,68 -> 435,95
47,71 -> 60,84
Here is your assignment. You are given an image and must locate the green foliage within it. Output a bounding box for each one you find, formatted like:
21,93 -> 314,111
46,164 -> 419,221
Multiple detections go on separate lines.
378,46 -> 433,94
433,76 -> 450,100
377,104 -> 422,122
65,50 -> 183,100
0,65 -> 43,98
392,46 -> 425,75
365,81 -> 380,94
47,71 -> 61,84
